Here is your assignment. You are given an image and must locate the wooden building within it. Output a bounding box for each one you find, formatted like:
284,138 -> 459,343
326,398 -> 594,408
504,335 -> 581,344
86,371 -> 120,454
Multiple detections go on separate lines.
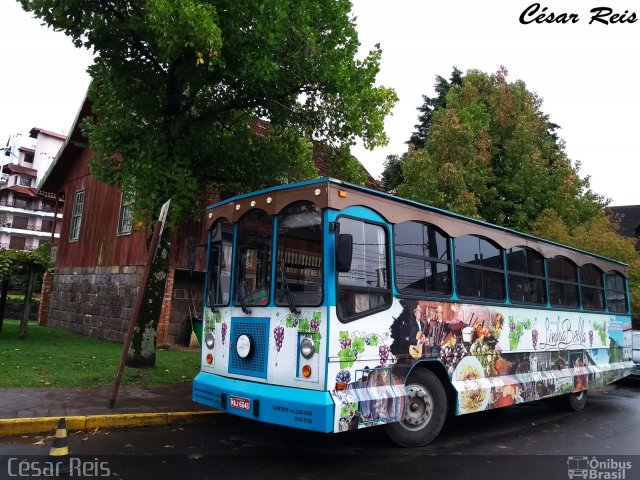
38,97 -> 379,345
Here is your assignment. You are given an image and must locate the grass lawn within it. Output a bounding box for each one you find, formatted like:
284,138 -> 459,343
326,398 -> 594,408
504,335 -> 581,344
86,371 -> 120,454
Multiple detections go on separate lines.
0,320 -> 200,388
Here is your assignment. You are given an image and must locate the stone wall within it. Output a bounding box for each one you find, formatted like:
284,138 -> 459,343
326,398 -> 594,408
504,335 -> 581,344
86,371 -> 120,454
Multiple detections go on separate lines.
48,266 -> 142,343
3,300 -> 39,321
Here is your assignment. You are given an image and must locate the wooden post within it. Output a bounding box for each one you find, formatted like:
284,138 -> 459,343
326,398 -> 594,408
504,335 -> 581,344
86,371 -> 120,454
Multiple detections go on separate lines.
18,264 -> 34,340
109,220 -> 163,408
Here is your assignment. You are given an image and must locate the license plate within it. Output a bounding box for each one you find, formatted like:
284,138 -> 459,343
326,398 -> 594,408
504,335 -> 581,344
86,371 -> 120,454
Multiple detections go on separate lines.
230,395 -> 250,411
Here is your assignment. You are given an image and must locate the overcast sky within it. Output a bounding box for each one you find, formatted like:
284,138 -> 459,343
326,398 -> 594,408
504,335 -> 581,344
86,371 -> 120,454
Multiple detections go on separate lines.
1,0 -> 637,205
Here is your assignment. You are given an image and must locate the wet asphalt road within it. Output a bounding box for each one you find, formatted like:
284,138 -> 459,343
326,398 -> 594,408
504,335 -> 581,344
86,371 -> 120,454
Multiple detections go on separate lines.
1,380 -> 639,480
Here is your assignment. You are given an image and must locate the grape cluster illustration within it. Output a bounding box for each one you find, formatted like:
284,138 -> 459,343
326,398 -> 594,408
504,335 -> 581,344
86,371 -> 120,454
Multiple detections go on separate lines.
364,337 -> 370,346
589,329 -> 594,347
339,338 -> 352,349
273,325 -> 285,352
310,319 -> 320,332
532,329 -> 539,350
336,369 -> 351,384
221,323 -> 228,345
379,345 -> 390,366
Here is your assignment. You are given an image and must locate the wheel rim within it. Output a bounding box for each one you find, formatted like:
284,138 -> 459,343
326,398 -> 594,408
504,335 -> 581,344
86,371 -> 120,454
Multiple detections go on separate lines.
402,383 -> 434,431
574,391 -> 584,401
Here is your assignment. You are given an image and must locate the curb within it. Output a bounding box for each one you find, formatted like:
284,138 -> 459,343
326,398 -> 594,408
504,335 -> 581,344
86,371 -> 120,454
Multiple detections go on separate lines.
0,411 -> 222,436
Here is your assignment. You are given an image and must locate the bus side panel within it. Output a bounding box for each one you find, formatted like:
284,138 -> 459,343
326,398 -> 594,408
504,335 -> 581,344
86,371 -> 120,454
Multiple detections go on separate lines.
327,298 -> 634,431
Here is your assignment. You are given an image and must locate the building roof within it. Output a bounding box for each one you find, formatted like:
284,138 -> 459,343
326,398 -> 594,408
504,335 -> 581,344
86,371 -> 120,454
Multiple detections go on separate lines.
29,127 -> 67,141
2,163 -> 37,177
1,185 -> 38,198
608,205 -> 640,238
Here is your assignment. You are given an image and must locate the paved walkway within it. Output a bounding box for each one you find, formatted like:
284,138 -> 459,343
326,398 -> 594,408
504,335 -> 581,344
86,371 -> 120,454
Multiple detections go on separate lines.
0,383 -> 216,435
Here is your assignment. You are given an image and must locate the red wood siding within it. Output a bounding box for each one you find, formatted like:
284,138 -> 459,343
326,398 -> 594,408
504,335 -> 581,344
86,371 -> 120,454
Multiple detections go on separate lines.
55,148 -> 147,268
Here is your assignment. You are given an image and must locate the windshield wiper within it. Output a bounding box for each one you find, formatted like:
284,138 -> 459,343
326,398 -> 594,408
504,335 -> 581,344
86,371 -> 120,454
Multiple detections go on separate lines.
279,232 -> 300,315
235,252 -> 251,314
280,258 -> 300,315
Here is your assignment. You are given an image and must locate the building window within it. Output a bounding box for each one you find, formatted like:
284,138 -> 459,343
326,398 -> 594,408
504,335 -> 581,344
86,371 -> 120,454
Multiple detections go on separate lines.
118,193 -> 133,235
507,246 -> 546,305
69,190 -> 85,241
9,236 -> 26,250
394,221 -> 451,296
14,196 -> 31,209
23,153 -> 34,164
454,235 -> 505,301
19,176 -> 32,187
547,257 -> 580,308
606,271 -> 629,314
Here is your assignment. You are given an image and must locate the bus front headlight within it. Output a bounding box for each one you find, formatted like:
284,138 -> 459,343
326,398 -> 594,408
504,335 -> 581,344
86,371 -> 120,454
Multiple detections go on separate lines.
300,337 -> 315,359
205,331 -> 215,349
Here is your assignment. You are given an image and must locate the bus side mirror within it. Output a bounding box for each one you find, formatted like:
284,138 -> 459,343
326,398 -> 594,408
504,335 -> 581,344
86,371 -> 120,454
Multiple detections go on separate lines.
336,233 -> 353,272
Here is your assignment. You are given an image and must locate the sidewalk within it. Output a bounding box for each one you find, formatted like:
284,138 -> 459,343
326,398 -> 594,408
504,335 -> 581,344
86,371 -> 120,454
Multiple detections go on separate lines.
0,384 -> 221,435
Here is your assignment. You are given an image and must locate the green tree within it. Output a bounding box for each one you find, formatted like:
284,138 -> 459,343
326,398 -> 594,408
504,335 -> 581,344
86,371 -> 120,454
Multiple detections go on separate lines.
407,66 -> 463,151
0,246 -> 50,337
21,0 -> 396,366
532,210 -> 640,326
397,67 -> 604,232
378,67 -> 462,193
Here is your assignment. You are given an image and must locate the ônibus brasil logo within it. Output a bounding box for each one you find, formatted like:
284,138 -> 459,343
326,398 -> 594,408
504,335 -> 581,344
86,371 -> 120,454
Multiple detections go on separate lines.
567,456 -> 632,480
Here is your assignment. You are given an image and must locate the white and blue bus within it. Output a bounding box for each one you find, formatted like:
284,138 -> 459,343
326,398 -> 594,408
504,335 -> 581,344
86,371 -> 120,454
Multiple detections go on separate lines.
193,178 -> 633,446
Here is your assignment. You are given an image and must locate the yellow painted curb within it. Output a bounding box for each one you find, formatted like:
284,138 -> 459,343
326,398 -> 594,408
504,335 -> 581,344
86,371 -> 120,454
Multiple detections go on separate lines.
0,411 -> 220,436
85,413 -> 168,430
167,411 -> 221,425
0,416 -> 86,436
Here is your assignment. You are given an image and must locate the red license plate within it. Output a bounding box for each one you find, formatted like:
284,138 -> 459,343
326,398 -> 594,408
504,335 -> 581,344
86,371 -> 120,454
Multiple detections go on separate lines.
230,396 -> 250,411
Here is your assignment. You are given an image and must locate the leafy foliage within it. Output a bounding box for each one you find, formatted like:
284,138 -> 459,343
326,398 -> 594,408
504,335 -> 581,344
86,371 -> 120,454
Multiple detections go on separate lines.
397,67 -> 605,232
21,0 -> 397,226
0,246 -> 50,280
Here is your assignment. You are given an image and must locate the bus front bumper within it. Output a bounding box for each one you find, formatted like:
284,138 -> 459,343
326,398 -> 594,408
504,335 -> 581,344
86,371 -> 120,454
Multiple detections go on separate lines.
193,372 -> 335,433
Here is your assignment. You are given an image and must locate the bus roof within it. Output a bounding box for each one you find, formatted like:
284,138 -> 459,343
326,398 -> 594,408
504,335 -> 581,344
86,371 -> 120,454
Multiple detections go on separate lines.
207,178 -> 628,269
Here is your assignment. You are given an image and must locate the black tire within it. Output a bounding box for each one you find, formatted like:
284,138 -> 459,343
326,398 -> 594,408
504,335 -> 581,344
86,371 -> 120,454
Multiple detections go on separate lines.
562,390 -> 588,412
384,368 -> 448,447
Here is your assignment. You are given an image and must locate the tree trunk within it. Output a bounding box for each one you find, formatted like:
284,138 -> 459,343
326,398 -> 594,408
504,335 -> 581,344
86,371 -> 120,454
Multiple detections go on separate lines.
18,265 -> 34,340
0,279 -> 8,333
126,233 -> 171,367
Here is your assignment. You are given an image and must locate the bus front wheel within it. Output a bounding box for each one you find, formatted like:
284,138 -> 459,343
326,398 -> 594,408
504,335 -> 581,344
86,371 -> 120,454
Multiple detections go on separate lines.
384,368 -> 447,447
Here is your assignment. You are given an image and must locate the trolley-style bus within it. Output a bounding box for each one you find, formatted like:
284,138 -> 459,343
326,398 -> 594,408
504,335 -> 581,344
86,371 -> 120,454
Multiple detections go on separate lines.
193,178 -> 633,446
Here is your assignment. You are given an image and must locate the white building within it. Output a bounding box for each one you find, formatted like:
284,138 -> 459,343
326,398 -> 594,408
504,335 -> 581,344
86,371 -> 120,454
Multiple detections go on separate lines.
0,128 -> 65,250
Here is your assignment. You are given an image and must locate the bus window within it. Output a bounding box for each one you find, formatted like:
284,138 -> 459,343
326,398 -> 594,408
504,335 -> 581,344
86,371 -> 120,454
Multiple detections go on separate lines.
234,210 -> 273,306
207,219 -> 233,306
454,235 -> 505,301
606,271 -> 629,313
394,221 -> 451,296
580,264 -> 605,311
337,217 -> 391,321
507,246 -> 546,305
547,257 -> 579,308
275,202 -> 323,307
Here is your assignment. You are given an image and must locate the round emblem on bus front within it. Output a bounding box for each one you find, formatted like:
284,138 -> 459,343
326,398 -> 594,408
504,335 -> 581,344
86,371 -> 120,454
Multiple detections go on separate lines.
236,334 -> 252,359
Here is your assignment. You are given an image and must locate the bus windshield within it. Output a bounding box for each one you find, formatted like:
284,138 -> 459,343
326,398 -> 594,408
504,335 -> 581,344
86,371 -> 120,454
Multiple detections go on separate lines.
275,201 -> 323,307
207,219 -> 233,307
234,210 -> 273,306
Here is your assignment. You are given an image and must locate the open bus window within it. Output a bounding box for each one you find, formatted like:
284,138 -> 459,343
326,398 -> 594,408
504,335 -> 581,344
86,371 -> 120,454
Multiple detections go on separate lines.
547,257 -> 579,308
234,210 -> 273,306
507,246 -> 546,305
275,201 -> 323,307
606,271 -> 629,313
454,235 -> 505,301
393,221 -> 451,297
207,219 -> 233,306
337,217 -> 391,321
580,264 -> 605,311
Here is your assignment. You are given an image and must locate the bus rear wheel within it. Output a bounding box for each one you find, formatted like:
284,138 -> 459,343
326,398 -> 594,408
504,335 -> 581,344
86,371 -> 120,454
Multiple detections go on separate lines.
562,390 -> 588,412
384,368 -> 447,447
